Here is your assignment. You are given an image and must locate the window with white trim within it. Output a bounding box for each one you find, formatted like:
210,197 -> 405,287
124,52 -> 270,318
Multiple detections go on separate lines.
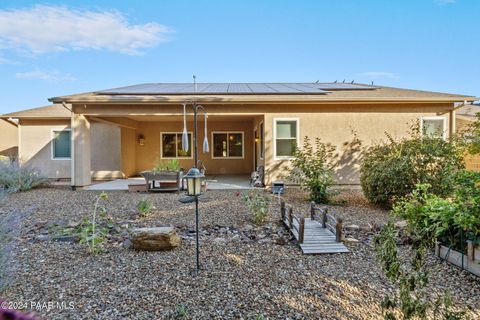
212,132 -> 244,158
52,129 -> 71,159
161,133 -> 192,158
421,117 -> 447,140
274,119 -> 298,159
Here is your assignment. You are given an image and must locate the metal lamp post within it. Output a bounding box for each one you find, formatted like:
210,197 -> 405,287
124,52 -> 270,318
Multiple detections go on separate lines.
183,167 -> 205,274
181,79 -> 209,274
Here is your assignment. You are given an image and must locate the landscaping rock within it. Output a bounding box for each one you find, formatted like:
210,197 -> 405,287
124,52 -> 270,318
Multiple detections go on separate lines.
345,224 -> 360,231
344,237 -> 359,244
212,237 -> 227,244
51,235 -> 79,243
131,227 -> 181,251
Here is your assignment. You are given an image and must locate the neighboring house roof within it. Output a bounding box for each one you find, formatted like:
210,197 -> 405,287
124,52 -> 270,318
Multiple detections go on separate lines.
456,103 -> 480,121
49,82 -> 477,104
0,104 -> 70,119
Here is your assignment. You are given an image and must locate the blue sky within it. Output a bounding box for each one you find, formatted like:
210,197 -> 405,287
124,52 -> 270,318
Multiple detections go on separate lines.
0,0 -> 478,114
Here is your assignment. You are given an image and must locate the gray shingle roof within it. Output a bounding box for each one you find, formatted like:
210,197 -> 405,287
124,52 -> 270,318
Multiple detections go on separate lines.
0,104 -> 70,118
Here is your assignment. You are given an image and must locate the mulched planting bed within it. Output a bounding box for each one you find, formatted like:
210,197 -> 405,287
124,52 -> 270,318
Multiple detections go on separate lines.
0,187 -> 479,319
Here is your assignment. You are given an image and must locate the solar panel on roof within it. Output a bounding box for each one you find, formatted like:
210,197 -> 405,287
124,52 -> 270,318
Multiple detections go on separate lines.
96,82 -> 375,95
228,83 -> 252,93
282,83 -> 329,93
245,83 -> 277,93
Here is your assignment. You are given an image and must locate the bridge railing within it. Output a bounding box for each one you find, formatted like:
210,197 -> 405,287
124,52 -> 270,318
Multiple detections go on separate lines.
280,200 -> 305,243
310,202 -> 343,243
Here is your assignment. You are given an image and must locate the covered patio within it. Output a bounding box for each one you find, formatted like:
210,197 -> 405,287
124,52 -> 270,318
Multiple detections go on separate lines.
84,174 -> 253,191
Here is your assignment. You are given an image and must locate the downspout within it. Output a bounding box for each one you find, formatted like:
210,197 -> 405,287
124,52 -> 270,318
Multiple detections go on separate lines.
62,101 -> 75,190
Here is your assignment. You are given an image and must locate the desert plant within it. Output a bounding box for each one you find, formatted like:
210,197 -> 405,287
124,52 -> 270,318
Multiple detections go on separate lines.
137,198 -> 155,217
242,191 -> 270,225
154,159 -> 180,172
0,161 -> 47,193
374,221 -> 466,320
360,130 -> 464,207
175,304 -> 189,319
79,192 -> 110,254
289,136 -> 335,204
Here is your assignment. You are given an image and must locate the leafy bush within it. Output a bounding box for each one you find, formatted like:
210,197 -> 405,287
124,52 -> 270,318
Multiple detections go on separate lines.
79,192 -> 111,254
154,159 -> 180,172
0,161 -> 47,193
137,198 -> 155,217
360,132 -> 464,206
289,137 -> 335,204
374,221 -> 466,320
242,191 -> 270,225
393,170 -> 480,251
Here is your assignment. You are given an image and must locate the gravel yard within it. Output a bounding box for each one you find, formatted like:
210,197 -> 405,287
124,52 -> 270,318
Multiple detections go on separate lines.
1,187 -> 479,319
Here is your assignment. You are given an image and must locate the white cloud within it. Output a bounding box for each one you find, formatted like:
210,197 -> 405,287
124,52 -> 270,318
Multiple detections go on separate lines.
15,70 -> 76,82
434,0 -> 456,5
358,71 -> 399,80
0,5 -> 171,55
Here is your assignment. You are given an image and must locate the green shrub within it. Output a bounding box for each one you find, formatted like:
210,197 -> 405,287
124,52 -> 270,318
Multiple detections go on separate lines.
393,171 -> 480,251
0,162 -> 47,193
242,191 -> 270,225
154,159 -> 180,172
137,198 -> 155,217
360,132 -> 464,206
289,137 -> 335,204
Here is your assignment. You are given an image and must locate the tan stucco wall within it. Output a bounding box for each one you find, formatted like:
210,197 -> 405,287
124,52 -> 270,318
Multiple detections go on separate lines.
19,119 -> 122,180
19,119 -> 71,178
121,127 -> 137,177
263,107 -> 453,185
0,120 -> 18,158
91,122 -> 122,179
72,102 -> 454,184
134,120 -> 254,175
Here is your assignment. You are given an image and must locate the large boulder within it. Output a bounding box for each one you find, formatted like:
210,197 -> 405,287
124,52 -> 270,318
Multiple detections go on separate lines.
131,227 -> 181,251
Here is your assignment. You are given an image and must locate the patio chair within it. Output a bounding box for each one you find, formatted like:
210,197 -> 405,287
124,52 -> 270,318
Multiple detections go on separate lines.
250,165 -> 265,187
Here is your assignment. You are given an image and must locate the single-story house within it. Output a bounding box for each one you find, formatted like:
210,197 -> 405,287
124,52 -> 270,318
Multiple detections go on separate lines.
0,118 -> 18,158
0,82 -> 476,188
456,102 -> 480,171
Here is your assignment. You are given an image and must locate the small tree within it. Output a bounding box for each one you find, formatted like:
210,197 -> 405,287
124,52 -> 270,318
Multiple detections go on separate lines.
289,137 -> 335,204
374,221 -> 466,320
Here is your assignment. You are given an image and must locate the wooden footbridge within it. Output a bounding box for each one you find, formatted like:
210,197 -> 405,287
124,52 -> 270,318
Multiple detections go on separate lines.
280,201 -> 349,254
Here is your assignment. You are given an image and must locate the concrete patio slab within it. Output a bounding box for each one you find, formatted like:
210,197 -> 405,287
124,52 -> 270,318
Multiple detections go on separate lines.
84,175 -> 252,191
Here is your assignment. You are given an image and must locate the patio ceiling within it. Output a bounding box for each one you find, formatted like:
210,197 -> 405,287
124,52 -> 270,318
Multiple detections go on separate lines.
124,114 -> 260,122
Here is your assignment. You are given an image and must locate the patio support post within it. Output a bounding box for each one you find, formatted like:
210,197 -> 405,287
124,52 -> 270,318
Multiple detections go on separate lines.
72,113 -> 91,188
